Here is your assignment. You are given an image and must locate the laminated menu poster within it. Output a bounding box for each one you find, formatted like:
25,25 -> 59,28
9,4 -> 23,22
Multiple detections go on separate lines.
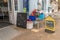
23,0 -> 29,13
46,21 -> 54,29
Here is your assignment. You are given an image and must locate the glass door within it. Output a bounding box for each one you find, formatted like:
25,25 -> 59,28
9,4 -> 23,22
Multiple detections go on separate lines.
14,0 -> 18,25
8,0 -> 14,24
8,0 -> 18,24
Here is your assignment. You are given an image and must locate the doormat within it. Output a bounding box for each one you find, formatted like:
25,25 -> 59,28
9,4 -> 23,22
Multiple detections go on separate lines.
0,22 -> 13,28
31,29 -> 40,32
31,28 -> 44,32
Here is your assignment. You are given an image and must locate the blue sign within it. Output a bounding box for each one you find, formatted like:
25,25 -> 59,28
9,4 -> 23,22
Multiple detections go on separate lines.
23,0 -> 29,12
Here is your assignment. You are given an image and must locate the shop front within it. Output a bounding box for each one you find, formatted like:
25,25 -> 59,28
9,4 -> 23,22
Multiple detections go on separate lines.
8,0 -> 58,25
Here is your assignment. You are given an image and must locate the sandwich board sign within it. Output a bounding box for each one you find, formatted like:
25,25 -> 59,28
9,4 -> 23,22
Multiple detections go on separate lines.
45,16 -> 55,33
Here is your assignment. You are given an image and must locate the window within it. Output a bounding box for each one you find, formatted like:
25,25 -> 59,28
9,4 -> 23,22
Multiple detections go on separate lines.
9,0 -> 12,11
14,0 -> 18,11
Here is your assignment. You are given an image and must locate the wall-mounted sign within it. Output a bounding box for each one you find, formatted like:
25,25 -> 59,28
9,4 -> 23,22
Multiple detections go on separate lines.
23,0 -> 29,13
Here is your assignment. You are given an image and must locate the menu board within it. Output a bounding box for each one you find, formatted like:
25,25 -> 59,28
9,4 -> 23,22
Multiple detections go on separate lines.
46,20 -> 54,28
17,13 -> 27,28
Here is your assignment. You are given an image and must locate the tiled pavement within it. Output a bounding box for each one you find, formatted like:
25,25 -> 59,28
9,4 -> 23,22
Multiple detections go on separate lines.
12,20 -> 60,40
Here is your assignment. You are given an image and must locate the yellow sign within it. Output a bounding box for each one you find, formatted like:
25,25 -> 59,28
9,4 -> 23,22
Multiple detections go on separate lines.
45,16 -> 55,31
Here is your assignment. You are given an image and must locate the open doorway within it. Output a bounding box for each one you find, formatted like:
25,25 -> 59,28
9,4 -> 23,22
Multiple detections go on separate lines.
0,0 -> 12,28
0,0 -> 9,22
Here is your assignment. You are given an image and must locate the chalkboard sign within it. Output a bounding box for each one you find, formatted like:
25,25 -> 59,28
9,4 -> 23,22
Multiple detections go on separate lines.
17,13 -> 27,28
46,20 -> 54,28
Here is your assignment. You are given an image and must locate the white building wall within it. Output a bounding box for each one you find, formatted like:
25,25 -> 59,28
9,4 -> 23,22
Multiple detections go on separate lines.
18,0 -> 23,12
45,0 -> 50,17
29,0 -> 50,16
29,0 -> 38,15
9,0 -> 52,25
